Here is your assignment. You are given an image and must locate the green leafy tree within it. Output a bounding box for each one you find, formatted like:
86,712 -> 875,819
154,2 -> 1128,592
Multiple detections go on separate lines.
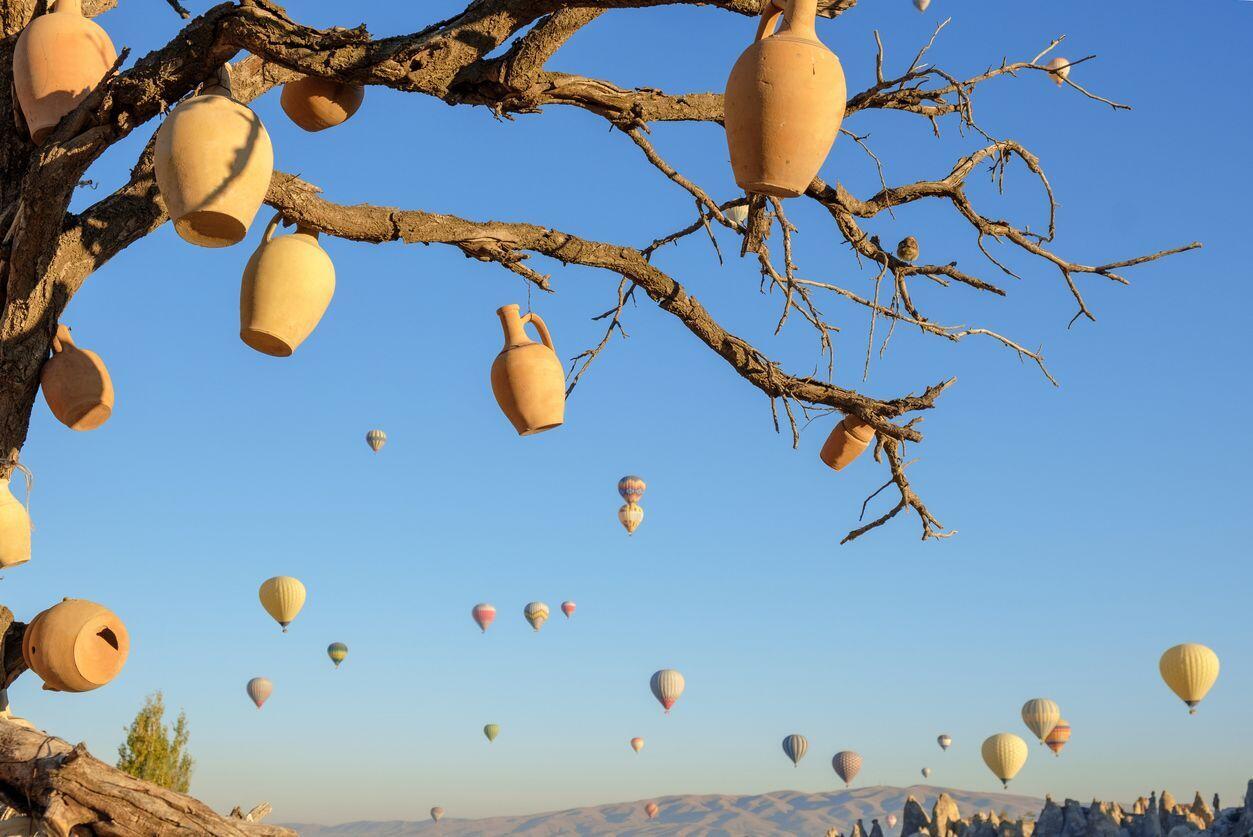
116,691 -> 194,793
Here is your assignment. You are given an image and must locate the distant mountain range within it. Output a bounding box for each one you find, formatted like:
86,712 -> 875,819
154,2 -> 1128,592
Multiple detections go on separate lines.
284,784 -> 1043,836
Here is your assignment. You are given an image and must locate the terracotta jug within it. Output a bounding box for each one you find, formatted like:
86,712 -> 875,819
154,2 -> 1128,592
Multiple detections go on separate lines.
12,0 -> 117,145
240,213 -> 336,356
0,467 -> 32,569
490,305 -> 565,436
724,0 -> 845,198
154,64 -> 274,248
280,76 -> 365,132
820,415 -> 874,471
40,324 -> 113,430
22,598 -> 129,692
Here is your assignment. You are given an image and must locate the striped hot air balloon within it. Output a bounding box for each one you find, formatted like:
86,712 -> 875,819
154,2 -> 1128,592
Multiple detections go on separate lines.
618,503 -> 644,535
981,733 -> 1028,788
1021,698 -> 1061,744
1045,719 -> 1071,756
645,802 -> 660,820
258,576 -> 306,632
831,751 -> 862,786
782,734 -> 808,767
630,737 -> 644,753
483,723 -> 500,742
1159,643 -> 1220,714
472,603 -> 496,633
937,734 -> 952,751
523,602 -> 549,631
650,669 -> 684,713
430,807 -> 444,823
327,642 -> 348,668
365,429 -> 386,452
246,677 -> 272,709
618,475 -> 646,504
561,601 -> 576,619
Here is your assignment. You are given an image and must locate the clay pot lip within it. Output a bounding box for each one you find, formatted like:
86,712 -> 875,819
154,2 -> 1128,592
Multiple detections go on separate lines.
517,421 -> 563,436
174,212 -> 247,249
240,328 -> 295,358
735,180 -> 804,199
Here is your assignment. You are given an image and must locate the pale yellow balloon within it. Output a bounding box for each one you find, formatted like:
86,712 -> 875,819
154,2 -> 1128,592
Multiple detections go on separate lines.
259,576 -> 306,632
1159,643 -> 1220,714
981,733 -> 1028,788
1020,698 -> 1060,744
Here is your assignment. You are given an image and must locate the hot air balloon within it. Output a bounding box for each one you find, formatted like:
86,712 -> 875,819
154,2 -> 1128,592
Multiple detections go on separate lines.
246,677 -> 272,709
631,737 -> 644,753
258,576 -> 305,632
921,767 -> 932,779
1045,56 -> 1071,87
523,602 -> 549,631
1159,643 -> 1220,714
1045,720 -> 1071,756
472,603 -> 496,633
650,669 -> 685,713
483,723 -> 500,742
1021,698 -> 1061,744
981,733 -> 1028,788
617,475 -> 646,504
365,428 -> 386,452
618,503 -> 644,535
561,601 -> 576,619
327,642 -> 347,668
937,734 -> 952,751
725,204 -> 749,226
831,751 -> 862,786
430,807 -> 444,823
645,802 -> 659,820
913,0 -> 931,11
887,815 -> 899,829
782,734 -> 808,767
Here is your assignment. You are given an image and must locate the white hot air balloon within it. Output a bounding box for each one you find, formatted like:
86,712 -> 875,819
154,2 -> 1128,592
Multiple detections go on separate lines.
246,677 -> 273,709
921,766 -> 932,779
725,204 -> 749,226
650,669 -> 685,713
937,734 -> 952,751
1021,698 -> 1061,744
914,0 -> 931,11
618,503 -> 643,535
981,733 -> 1028,788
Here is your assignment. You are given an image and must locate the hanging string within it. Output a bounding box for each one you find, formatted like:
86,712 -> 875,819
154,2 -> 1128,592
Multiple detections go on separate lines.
6,452 -> 33,531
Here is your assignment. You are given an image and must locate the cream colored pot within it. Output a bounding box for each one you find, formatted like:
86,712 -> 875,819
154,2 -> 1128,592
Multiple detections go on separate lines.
490,305 -> 565,436
154,64 -> 274,248
240,214 -> 336,356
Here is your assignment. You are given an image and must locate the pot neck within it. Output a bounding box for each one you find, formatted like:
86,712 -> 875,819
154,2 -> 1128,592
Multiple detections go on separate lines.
782,0 -> 818,37
496,304 -> 532,346
200,64 -> 236,99
49,0 -> 85,15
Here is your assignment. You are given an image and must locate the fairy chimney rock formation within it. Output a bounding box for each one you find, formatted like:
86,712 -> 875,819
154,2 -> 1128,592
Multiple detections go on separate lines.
904,796 -> 932,837
1036,797 -> 1064,837
933,793 -> 963,837
871,819 -> 885,837
1087,800 -> 1123,837
853,818 -> 869,837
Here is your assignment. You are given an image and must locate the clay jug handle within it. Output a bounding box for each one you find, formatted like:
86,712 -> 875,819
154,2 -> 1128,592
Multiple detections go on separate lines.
50,324 -> 74,353
261,212 -> 282,244
751,0 -> 787,43
521,312 -> 555,352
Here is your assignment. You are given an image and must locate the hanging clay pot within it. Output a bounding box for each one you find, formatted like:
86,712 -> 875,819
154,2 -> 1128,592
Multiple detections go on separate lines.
490,304 -> 565,436
40,324 -> 113,430
280,76 -> 365,132
22,598 -> 129,692
0,468 -> 32,569
239,214 -> 336,357
154,64 -> 274,248
724,0 -> 845,198
12,0 -> 117,145
819,415 -> 874,471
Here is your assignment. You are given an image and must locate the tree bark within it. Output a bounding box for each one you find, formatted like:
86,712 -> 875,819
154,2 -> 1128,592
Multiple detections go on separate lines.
0,719 -> 294,837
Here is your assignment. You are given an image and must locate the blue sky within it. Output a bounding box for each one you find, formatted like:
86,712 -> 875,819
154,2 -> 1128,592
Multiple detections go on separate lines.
6,0 -> 1251,825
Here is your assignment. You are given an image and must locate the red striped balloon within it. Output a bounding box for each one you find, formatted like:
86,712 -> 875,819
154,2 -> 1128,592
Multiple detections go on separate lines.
472,603 -> 496,633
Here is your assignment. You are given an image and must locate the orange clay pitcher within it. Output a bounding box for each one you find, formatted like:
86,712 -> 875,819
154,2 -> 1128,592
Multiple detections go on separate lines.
724,0 -> 845,197
40,324 -> 113,430
820,415 -> 874,471
490,305 -> 565,436
23,598 -> 129,692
